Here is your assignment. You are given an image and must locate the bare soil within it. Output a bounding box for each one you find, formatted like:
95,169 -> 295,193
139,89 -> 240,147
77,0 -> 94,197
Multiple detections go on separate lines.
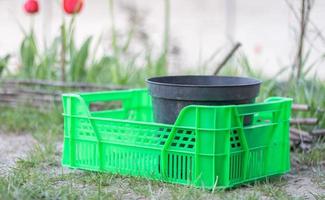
0,133 -> 37,175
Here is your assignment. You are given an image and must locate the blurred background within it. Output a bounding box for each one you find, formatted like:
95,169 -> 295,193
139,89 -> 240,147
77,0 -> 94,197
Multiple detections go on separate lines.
1,0 -> 325,79
0,1 -> 324,198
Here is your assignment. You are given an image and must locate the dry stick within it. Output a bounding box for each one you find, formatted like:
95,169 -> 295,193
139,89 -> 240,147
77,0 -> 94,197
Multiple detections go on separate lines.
213,42 -> 241,75
295,0 -> 312,80
296,0 -> 306,80
1,79 -> 126,90
300,142 -> 312,150
290,118 -> 318,125
310,129 -> 325,137
0,88 -> 62,96
290,127 -> 313,140
285,0 -> 323,49
290,133 -> 301,141
290,131 -> 313,143
0,79 -> 127,108
292,103 -> 309,111
290,128 -> 313,141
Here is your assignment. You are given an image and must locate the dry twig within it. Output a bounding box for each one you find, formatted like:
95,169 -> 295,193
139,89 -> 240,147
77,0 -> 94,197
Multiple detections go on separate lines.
213,42 -> 241,75
292,103 -> 309,111
290,118 -> 318,125
310,129 -> 325,137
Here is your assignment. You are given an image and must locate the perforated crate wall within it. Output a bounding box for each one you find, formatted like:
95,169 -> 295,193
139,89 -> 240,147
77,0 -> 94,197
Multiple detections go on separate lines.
62,89 -> 292,189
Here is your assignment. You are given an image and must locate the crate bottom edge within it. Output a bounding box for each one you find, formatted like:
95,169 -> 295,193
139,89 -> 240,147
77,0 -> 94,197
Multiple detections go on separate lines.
61,163 -> 290,189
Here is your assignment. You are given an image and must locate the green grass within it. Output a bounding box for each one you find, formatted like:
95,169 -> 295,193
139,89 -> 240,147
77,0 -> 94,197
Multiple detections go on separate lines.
0,142 -> 296,200
0,142 -> 323,199
294,143 -> 325,166
0,105 -> 62,142
310,193 -> 325,200
0,104 -> 296,199
1,105 -> 324,199
253,183 -> 290,200
311,167 -> 325,190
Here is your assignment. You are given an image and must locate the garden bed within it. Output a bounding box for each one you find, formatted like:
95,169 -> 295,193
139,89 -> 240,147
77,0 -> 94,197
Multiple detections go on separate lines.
0,79 -> 125,108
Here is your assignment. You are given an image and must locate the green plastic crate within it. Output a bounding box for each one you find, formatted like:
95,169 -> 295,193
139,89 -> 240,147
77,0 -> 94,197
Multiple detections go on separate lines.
61,88 -> 292,189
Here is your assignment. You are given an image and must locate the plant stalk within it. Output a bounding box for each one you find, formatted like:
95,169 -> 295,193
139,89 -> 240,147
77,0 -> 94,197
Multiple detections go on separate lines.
109,0 -> 118,56
60,22 -> 66,82
162,0 -> 170,68
295,0 -> 311,80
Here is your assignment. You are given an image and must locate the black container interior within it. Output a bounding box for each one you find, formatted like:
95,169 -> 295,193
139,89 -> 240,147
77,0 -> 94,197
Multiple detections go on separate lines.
147,75 -> 262,125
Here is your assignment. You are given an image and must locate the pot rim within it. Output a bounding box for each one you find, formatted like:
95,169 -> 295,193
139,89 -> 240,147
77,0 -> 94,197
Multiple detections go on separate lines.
146,75 -> 262,88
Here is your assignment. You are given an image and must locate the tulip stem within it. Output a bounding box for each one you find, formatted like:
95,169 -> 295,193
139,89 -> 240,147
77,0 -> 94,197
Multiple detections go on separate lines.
163,0 -> 170,57
60,22 -> 66,82
161,0 -> 170,73
108,0 -> 119,83
109,0 -> 118,56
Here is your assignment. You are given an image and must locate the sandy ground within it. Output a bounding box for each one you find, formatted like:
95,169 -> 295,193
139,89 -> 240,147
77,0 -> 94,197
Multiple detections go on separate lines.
0,133 -> 324,199
285,173 -> 325,199
0,133 -> 37,175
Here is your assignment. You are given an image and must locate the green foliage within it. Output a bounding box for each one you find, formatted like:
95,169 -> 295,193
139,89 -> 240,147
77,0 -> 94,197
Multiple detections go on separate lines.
86,56 -> 112,83
261,76 -> 325,128
215,51 -> 325,128
295,143 -> 325,166
12,0 -> 170,86
19,32 -> 38,78
69,37 -> 92,82
0,105 -> 62,139
0,54 -> 10,77
35,37 -> 60,80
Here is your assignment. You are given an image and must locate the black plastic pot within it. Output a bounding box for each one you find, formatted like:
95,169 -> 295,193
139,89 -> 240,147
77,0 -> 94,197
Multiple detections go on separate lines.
147,75 -> 262,125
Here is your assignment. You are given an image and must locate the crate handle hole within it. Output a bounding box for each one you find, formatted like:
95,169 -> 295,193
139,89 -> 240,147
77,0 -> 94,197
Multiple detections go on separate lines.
90,100 -> 122,112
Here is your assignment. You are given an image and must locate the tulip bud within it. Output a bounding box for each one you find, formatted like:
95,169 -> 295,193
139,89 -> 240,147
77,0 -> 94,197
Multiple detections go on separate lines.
63,0 -> 84,14
23,0 -> 39,14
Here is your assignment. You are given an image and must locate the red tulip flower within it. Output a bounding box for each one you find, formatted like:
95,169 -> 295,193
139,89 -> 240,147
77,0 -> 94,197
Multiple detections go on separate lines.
23,0 -> 39,14
63,0 -> 84,14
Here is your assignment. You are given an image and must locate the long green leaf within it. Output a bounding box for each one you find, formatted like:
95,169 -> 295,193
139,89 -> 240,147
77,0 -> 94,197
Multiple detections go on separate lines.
20,32 -> 38,79
69,37 -> 92,81
0,54 -> 10,77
